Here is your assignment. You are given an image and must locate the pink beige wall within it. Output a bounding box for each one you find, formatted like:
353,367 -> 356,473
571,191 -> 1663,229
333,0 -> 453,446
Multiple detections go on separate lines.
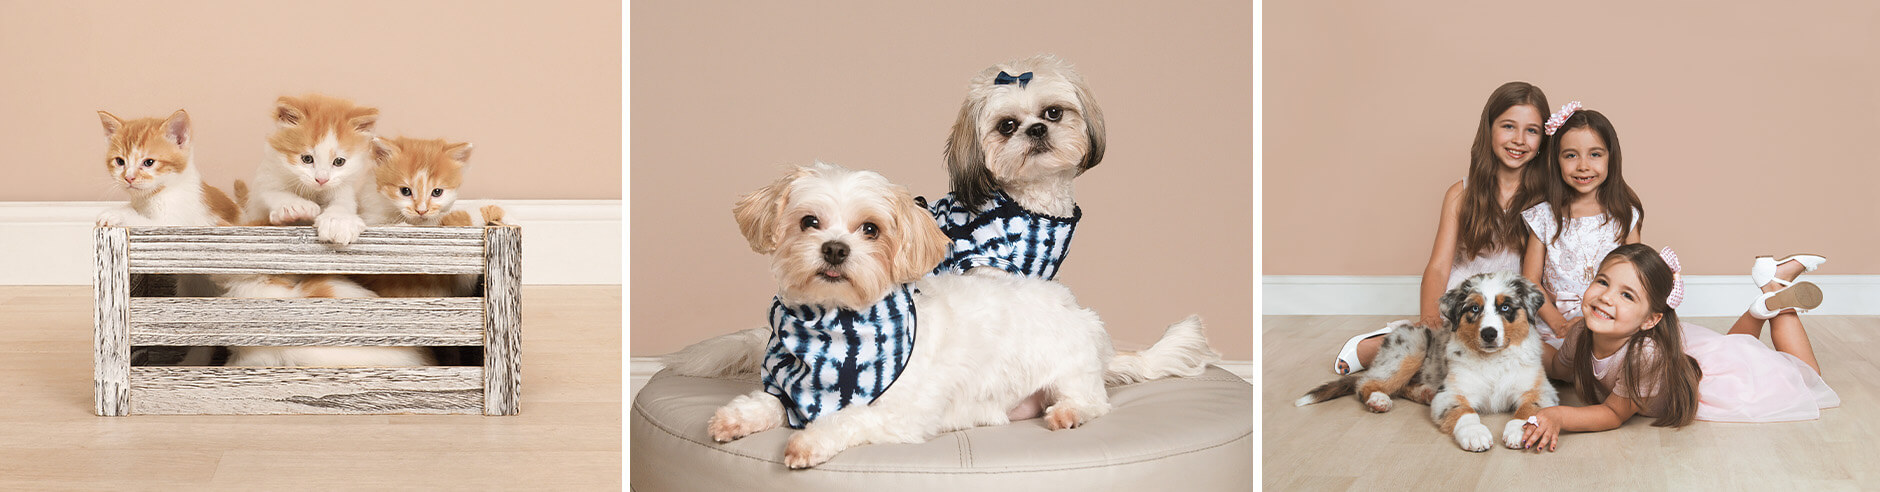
0,1 -> 620,201
630,1 -> 1254,359
1265,2 -> 1880,276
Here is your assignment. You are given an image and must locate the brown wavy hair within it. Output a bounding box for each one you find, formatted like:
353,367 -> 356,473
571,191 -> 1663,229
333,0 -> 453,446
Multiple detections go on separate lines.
1570,243 -> 1701,427
1458,82 -> 1549,260
1536,109 -> 1643,244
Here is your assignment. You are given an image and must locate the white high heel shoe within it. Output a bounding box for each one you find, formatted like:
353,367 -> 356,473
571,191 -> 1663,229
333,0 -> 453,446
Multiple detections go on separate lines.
1749,281 -> 1823,320
1750,254 -> 1826,289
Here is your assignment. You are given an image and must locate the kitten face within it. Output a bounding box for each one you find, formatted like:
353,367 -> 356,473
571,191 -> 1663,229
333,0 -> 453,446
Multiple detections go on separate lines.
268,95 -> 380,190
372,137 -> 471,223
99,110 -> 192,193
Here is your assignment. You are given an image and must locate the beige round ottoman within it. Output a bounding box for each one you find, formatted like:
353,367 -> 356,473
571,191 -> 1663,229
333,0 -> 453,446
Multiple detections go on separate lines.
630,365 -> 1251,491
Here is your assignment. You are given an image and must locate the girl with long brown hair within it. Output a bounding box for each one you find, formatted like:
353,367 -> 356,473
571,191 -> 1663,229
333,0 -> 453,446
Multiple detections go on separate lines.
1519,244 -> 1840,451
1333,81 -> 1551,374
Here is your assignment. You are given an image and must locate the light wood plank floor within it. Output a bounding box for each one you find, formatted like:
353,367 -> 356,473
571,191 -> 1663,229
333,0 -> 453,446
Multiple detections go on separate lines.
1264,315 -> 1879,491
0,285 -> 621,490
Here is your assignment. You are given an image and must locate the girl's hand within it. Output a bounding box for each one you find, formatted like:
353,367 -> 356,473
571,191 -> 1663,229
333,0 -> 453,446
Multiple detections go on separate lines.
1417,314 -> 1443,330
1520,408 -> 1564,452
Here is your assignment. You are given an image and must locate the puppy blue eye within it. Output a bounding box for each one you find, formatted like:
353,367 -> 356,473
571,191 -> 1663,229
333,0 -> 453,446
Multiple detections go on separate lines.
399,187 -> 412,197
800,215 -> 819,231
300,154 -> 313,164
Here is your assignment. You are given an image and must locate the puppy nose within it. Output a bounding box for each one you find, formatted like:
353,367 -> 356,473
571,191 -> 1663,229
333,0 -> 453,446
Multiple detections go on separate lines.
821,241 -> 849,265
1026,122 -> 1047,138
1481,327 -> 1499,342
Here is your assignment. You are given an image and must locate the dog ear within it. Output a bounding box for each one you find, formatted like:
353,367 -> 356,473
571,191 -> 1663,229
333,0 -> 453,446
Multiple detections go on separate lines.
944,98 -> 996,210
731,167 -> 804,254
1515,276 -> 1548,325
887,184 -> 950,283
1073,80 -> 1105,174
1439,277 -> 1475,328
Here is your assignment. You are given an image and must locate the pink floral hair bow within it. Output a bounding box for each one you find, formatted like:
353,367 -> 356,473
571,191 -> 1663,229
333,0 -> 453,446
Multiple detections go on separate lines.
1659,246 -> 1685,309
1545,101 -> 1582,136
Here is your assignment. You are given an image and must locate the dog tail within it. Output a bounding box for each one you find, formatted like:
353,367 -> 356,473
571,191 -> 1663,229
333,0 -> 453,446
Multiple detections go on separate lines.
1106,315 -> 1221,385
659,327 -> 770,379
1294,376 -> 1359,407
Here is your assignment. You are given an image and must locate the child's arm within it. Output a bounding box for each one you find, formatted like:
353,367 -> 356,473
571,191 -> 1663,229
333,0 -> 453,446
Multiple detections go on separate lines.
1417,182 -> 1467,328
1523,231 -> 1571,331
1520,393 -> 1641,451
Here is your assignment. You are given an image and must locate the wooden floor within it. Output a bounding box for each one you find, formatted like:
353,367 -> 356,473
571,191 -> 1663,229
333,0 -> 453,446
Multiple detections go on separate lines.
1264,315 -> 1880,491
0,285 -> 621,490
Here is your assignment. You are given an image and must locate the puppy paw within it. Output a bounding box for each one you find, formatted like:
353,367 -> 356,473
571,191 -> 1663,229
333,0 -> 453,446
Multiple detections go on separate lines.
1503,420 -> 1529,449
1454,423 -> 1494,452
1045,405 -> 1089,430
314,212 -> 366,245
708,409 -> 770,443
784,431 -> 839,469
1363,392 -> 1393,413
270,199 -> 322,225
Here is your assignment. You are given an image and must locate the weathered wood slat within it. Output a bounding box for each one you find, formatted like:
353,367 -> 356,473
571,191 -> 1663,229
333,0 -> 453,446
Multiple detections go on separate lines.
95,227 -> 131,416
125,226 -> 486,275
128,366 -> 484,415
128,297 -> 483,346
484,226 -> 522,416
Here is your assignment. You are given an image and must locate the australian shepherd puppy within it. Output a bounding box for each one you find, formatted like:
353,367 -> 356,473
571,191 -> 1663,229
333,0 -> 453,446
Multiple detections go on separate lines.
1296,271 -> 1557,452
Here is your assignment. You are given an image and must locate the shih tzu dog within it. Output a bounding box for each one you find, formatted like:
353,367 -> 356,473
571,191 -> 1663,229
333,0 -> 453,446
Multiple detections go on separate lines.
664,163 -> 1216,469
929,54 -> 1105,279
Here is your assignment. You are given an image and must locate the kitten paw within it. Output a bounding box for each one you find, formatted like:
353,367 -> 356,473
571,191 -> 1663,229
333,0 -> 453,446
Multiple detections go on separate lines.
96,209 -> 140,227
478,205 -> 508,225
270,199 -> 321,225
1364,392 -> 1393,413
1454,423 -> 1494,452
783,431 -> 840,469
315,212 -> 366,245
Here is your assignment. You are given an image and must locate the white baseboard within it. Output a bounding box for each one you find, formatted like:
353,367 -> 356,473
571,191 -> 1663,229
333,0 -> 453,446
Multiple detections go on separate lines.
627,357 -> 1254,403
1264,275 -> 1880,316
0,200 -> 620,285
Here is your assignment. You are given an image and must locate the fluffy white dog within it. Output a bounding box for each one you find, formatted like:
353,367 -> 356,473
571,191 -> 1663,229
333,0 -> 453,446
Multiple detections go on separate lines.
665,162 -> 1218,468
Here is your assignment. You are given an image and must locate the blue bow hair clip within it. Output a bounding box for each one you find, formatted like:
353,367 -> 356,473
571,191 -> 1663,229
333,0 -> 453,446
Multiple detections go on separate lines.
994,71 -> 1033,87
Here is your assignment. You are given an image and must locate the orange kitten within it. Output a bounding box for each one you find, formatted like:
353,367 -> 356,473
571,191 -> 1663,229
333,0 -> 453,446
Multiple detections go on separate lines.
244,94 -> 379,245
363,137 -> 472,226
219,274 -> 436,367
96,110 -> 240,227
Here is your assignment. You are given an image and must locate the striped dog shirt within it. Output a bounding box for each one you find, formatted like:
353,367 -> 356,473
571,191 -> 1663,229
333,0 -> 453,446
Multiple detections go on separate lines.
761,284 -> 918,429
926,191 -> 1081,279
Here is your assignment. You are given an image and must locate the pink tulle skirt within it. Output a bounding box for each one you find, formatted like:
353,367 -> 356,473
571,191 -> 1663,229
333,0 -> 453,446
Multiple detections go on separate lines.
1683,323 -> 1840,423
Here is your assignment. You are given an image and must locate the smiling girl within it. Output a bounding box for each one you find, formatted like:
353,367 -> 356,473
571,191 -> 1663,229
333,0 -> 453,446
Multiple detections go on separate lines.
1518,244 -> 1840,451
1334,82 -> 1551,375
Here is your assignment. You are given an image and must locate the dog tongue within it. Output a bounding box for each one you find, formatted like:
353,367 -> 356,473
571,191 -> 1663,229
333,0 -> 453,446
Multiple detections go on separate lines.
822,270 -> 842,278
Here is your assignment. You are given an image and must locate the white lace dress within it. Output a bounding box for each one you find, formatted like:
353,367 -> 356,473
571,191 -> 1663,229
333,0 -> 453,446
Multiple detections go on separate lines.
1521,202 -> 1637,321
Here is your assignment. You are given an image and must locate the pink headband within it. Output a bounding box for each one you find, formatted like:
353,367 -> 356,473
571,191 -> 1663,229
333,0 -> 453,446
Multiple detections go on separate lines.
1659,246 -> 1685,309
1545,101 -> 1582,136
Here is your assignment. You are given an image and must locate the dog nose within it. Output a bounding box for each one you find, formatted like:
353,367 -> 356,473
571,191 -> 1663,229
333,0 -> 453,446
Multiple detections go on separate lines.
821,241 -> 849,265
1026,122 -> 1047,138
1481,327 -> 1499,342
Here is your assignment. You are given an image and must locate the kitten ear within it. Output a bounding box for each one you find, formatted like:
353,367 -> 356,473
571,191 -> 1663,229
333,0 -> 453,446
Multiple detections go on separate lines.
274,97 -> 305,128
370,137 -> 397,162
732,167 -> 805,254
162,110 -> 191,148
98,111 -> 124,139
944,98 -> 994,209
348,108 -> 379,134
888,184 -> 950,283
445,142 -> 473,163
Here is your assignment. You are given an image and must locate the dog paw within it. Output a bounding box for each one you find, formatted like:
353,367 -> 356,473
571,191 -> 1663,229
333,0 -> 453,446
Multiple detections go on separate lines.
708,409 -> 768,443
784,432 -> 839,469
1454,423 -> 1494,452
314,212 -> 365,245
1503,420 -> 1528,449
270,199 -> 321,225
1044,403 -> 1100,430
1364,392 -> 1393,413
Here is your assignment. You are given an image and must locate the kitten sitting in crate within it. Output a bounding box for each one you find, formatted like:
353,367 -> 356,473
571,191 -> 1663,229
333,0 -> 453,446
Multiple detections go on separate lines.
216,274 -> 437,367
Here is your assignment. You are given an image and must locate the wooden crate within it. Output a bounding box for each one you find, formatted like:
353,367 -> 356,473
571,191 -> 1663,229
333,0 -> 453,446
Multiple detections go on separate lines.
93,226 -> 520,416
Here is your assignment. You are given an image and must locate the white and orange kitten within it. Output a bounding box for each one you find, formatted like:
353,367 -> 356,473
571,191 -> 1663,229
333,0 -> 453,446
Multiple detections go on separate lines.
363,137 -> 472,226
244,94 -> 379,245
96,109 -> 241,228
219,274 -> 436,367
